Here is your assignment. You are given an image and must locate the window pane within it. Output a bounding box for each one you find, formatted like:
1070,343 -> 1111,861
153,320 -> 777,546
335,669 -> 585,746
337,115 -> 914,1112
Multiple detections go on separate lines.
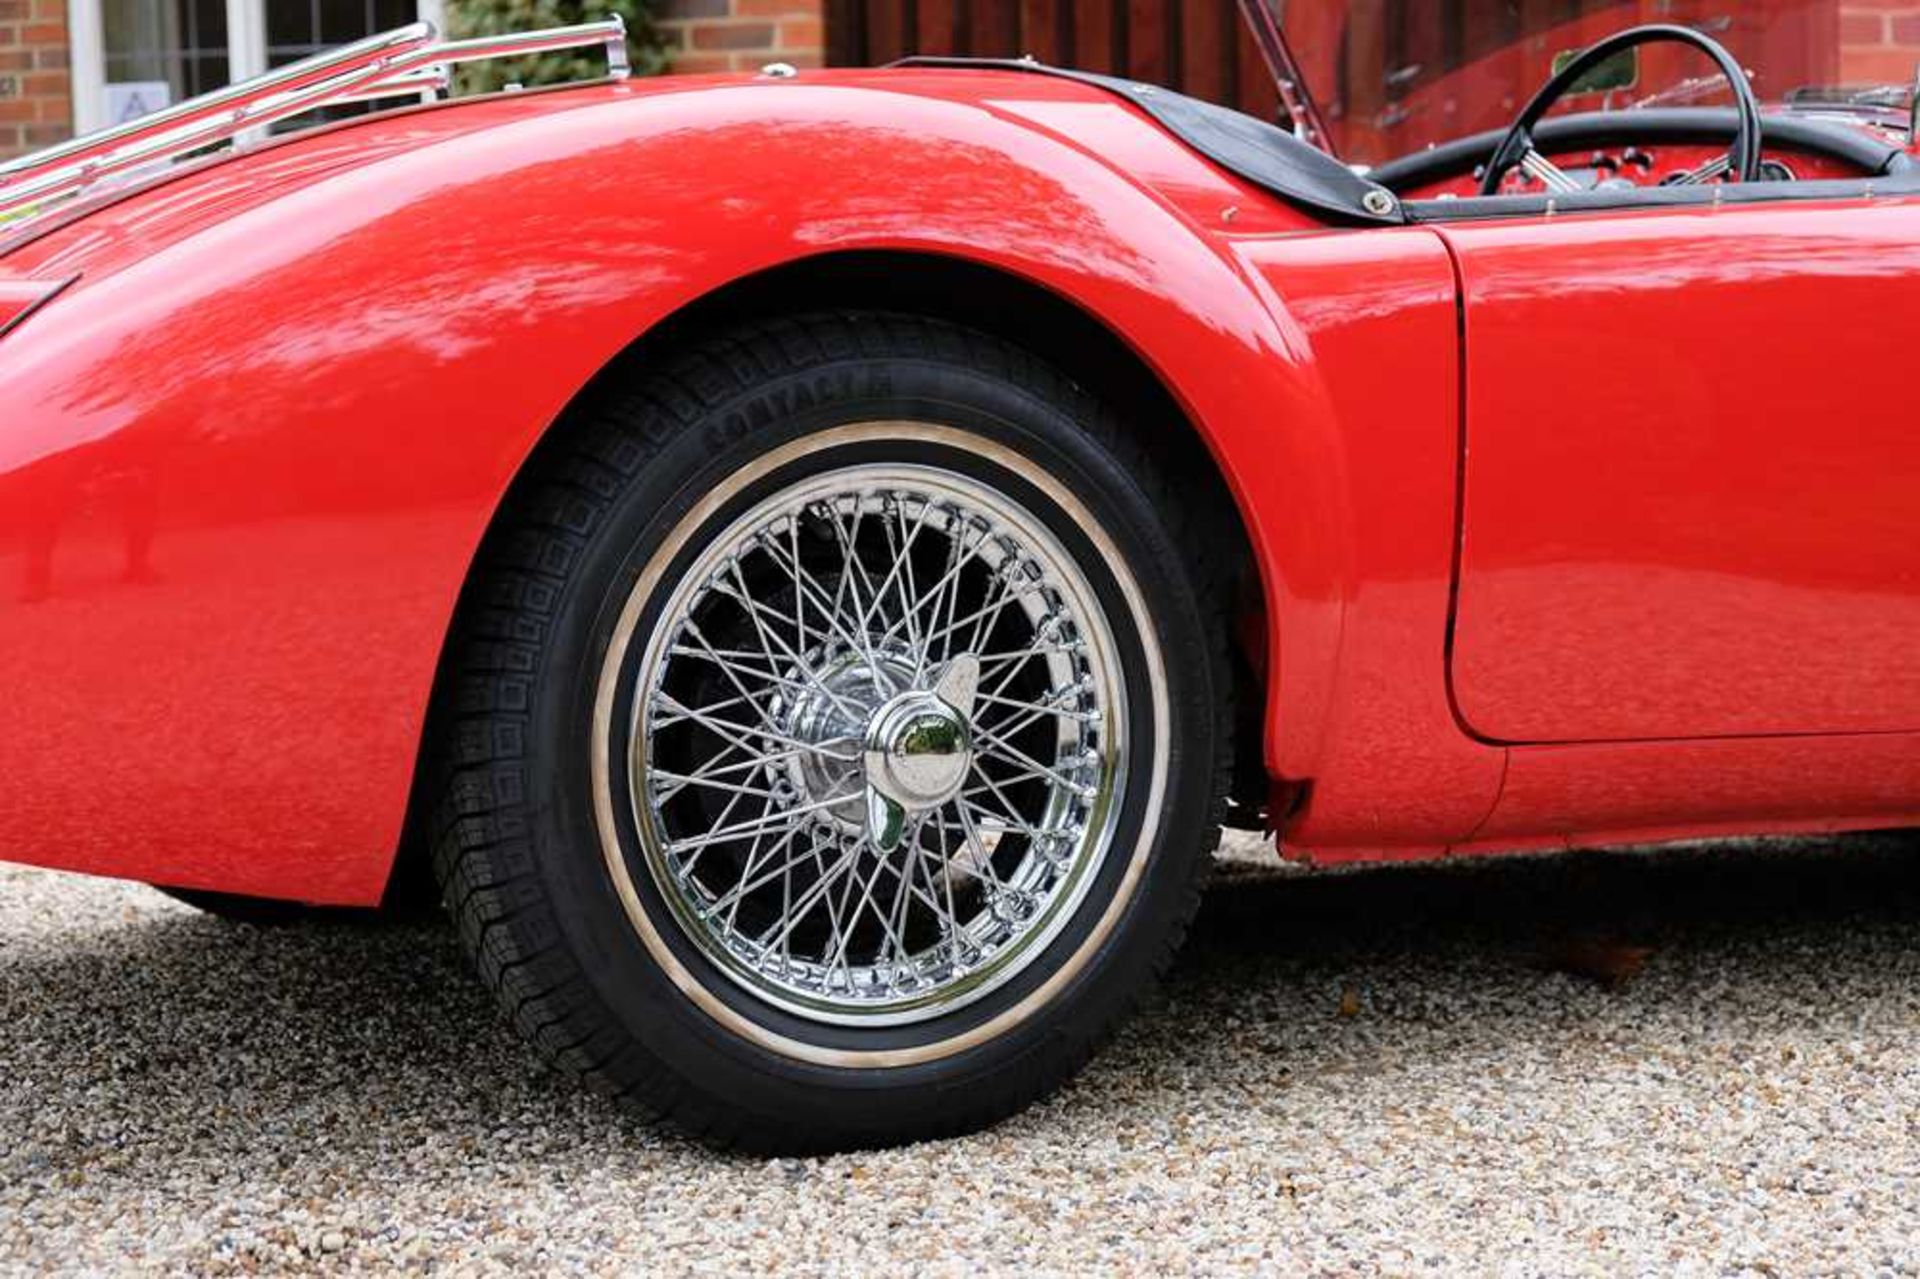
269,0 -> 426,124
101,0 -> 229,111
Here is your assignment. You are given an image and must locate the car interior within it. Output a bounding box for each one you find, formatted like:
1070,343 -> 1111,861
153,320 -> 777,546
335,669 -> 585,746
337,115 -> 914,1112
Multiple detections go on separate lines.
911,18 -> 1920,226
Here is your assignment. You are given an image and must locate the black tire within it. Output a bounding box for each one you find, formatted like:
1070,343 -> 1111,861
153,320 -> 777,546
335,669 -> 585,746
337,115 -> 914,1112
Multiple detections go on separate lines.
428,313 -> 1231,1152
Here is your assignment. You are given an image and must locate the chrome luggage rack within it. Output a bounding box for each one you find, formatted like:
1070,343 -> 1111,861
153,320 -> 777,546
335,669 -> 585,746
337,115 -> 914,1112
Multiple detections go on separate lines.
0,18 -> 630,223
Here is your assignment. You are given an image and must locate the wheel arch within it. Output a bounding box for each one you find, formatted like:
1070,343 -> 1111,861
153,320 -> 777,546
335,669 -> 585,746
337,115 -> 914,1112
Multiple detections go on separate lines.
392,249 -> 1281,894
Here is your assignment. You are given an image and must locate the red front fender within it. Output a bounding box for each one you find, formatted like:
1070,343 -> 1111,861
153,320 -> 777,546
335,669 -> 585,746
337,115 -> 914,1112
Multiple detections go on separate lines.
0,73 -> 1459,900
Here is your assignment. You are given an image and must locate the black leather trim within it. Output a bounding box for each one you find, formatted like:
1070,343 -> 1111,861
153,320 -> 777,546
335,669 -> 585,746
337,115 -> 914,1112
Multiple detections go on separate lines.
1371,107 -> 1907,191
1403,169 -> 1920,222
892,57 -> 1404,225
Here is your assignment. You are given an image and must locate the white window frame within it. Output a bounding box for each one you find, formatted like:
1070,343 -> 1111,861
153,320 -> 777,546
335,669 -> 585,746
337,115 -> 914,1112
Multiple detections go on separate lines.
68,0 -> 445,135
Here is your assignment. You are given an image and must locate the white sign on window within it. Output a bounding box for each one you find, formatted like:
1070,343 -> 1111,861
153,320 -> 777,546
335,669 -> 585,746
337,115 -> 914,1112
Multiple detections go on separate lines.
104,81 -> 173,125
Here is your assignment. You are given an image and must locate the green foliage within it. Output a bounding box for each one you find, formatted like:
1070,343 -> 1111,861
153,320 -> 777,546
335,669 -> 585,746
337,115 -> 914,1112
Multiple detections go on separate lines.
445,0 -> 666,93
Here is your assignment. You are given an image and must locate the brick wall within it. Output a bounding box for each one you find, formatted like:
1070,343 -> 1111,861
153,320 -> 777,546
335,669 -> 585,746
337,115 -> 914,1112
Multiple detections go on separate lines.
0,0 -> 71,157
1840,1 -> 1920,83
658,0 -> 824,74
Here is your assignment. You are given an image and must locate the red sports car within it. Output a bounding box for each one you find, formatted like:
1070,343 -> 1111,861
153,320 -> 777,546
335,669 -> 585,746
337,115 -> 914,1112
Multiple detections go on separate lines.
2,1 -> 1915,1151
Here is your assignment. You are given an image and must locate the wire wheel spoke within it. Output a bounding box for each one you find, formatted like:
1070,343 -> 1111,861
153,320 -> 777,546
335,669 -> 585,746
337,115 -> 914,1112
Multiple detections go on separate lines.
627,462 -> 1126,1024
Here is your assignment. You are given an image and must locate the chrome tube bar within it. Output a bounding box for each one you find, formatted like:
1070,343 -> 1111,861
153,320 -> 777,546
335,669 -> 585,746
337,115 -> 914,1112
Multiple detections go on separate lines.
1518,150 -> 1584,193
0,17 -> 628,222
0,24 -> 434,183
332,67 -> 453,106
428,21 -> 633,77
1233,0 -> 1332,152
0,54 -> 438,212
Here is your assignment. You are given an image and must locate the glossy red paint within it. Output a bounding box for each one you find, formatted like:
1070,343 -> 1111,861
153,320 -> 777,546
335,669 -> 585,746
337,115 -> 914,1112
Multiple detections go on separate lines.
0,275 -> 72,337
1,64 -> 1917,900
1464,731 -> 1920,854
1444,197 -> 1920,742
0,71 -> 1331,902
1229,229 -> 1506,848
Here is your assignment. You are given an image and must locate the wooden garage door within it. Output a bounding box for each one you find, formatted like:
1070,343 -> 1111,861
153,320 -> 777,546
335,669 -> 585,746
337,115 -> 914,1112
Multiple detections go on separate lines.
823,0 -> 1281,121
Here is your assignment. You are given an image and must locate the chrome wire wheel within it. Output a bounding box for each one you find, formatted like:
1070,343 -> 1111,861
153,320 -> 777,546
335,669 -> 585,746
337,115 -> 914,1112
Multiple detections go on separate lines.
447,320 -> 1219,1147
622,460 -> 1130,1027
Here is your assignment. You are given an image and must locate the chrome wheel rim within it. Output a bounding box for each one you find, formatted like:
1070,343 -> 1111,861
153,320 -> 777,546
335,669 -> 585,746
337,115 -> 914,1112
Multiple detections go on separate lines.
623,461 -> 1129,1027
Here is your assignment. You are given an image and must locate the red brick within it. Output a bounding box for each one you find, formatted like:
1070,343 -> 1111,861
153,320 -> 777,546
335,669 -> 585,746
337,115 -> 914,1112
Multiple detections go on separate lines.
1841,12 -> 1886,43
691,20 -> 777,49
778,16 -> 822,49
18,21 -> 61,43
1838,47 -> 1920,80
0,50 -> 26,71
736,0 -> 821,15
0,1 -> 28,19
1891,14 -> 1920,42
666,50 -> 734,73
21,120 -> 65,144
0,97 -> 36,121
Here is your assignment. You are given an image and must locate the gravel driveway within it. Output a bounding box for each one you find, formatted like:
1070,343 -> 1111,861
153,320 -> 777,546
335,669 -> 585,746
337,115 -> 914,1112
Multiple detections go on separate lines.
2,832 -> 1915,1274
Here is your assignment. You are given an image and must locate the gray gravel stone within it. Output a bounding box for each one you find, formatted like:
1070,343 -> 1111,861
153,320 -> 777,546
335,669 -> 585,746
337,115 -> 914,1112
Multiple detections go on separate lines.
2,832 -> 1915,1274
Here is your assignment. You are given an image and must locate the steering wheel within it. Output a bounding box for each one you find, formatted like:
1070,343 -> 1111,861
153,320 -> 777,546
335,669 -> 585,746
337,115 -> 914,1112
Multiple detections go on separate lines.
1479,24 -> 1763,196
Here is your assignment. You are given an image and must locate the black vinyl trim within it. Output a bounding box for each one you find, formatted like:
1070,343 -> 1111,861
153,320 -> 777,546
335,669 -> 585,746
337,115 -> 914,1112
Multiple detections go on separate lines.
892,57 -> 1405,225
1371,107 -> 1908,191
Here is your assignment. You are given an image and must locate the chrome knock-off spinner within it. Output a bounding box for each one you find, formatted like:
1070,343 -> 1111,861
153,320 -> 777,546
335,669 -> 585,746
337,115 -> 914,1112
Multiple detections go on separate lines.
862,655 -> 980,851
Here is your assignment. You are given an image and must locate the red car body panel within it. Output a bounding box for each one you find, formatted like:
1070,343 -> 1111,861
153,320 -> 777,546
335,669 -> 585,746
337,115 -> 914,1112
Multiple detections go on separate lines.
1445,199 -> 1920,743
0,72 -> 1347,902
1,64 -> 1916,902
1230,229 -> 1508,850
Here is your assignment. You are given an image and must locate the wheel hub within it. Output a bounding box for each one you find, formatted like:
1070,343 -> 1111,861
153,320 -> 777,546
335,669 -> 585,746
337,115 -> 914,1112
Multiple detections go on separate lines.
864,693 -> 972,809
781,651 -> 982,849
779,652 -> 912,834
862,653 -> 980,851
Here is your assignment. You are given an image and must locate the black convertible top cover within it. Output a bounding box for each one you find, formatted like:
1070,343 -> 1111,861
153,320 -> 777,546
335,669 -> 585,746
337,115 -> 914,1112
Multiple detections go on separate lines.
893,57 -> 1405,225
